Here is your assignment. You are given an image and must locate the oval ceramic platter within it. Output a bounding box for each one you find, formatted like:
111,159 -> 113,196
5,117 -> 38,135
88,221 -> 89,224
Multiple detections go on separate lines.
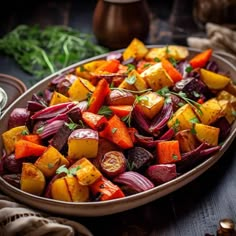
0,46 -> 236,217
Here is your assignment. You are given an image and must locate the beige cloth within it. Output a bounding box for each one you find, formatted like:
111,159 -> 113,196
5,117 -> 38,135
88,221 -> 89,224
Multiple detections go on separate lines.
0,193 -> 93,236
187,22 -> 236,64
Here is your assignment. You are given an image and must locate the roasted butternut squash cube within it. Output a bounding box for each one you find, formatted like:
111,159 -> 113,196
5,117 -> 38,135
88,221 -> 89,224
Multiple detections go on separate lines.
70,157 -> 102,186
200,68 -> 230,90
195,98 -> 222,125
68,77 -> 95,102
136,91 -> 164,119
2,125 -> 29,155
167,104 -> 199,132
145,45 -> 189,61
21,163 -> 45,196
51,176 -> 89,202
218,99 -> 236,124
68,128 -> 99,160
49,91 -> 71,106
34,145 -> 70,178
140,62 -> 174,91
194,123 -> 220,146
123,38 -> 148,61
217,90 -> 236,110
127,69 -> 148,91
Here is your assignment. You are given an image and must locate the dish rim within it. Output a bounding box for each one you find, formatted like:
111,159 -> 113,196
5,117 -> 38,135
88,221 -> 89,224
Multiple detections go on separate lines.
0,45 -> 235,217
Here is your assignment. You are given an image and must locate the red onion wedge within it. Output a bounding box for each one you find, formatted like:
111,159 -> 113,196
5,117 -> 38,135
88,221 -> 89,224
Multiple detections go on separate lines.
113,171 -> 154,192
31,102 -> 77,119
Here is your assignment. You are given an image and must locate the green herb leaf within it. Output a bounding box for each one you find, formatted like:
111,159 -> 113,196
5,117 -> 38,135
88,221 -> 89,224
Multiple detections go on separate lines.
48,163 -> 55,169
98,106 -> 113,117
154,57 -> 161,62
112,127 -> 118,134
21,130 -> 29,135
189,117 -> 199,124
56,165 -> 69,175
172,154 -> 178,160
185,66 -> 193,73
65,121 -> 78,130
125,75 -> 136,85
0,25 -> 108,83
169,57 -> 177,67
127,64 -> 136,73
36,126 -> 44,134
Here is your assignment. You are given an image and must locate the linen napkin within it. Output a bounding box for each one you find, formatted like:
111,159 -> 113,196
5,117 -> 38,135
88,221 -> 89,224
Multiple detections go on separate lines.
187,22 -> 236,64
0,193 -> 93,236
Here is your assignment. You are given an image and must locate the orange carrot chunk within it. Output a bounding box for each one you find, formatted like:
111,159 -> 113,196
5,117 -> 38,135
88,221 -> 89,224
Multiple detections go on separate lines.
82,111 -> 108,131
108,105 -> 133,118
99,114 -> 133,149
157,140 -> 181,164
87,78 -> 110,114
21,134 -> 42,145
15,140 -> 47,159
189,48 -> 213,69
95,59 -> 120,73
161,58 -> 183,83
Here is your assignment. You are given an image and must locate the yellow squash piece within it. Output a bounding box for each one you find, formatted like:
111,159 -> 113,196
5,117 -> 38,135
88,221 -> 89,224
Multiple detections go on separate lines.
21,163 -> 46,196
34,145 -> 70,178
136,91 -> 164,119
68,77 -> 95,102
195,98 -> 222,125
167,104 -> 199,132
68,128 -> 99,160
127,69 -> 148,91
49,91 -> 71,106
194,123 -> 220,146
200,68 -> 230,90
145,45 -> 189,61
123,38 -> 148,61
140,62 -> 174,91
2,125 -> 29,155
51,176 -> 89,202
70,157 -> 102,186
218,99 -> 236,124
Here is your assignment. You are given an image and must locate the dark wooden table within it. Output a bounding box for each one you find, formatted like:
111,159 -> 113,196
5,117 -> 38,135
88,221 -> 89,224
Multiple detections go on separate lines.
0,1 -> 235,235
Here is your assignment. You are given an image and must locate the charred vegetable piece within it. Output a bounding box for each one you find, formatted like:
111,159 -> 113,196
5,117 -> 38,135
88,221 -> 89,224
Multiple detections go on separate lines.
127,146 -> 154,171
113,171 -> 154,192
146,164 -> 177,185
90,176 -> 125,201
100,151 -> 126,178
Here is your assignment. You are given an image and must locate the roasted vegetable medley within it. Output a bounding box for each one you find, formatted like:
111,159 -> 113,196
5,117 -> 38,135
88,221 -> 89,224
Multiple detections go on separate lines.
1,38 -> 236,202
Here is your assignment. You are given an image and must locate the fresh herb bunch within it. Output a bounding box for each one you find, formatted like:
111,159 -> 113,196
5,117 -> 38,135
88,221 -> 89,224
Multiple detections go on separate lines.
0,25 -> 108,80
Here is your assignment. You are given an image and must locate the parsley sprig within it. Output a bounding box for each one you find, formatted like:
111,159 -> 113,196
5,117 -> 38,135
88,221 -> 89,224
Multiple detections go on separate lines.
0,25 -> 108,82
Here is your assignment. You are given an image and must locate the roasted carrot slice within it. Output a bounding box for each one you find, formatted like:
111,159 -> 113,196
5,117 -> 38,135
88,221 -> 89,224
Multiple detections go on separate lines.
15,140 -> 47,159
87,78 -> 110,114
99,114 -> 133,149
189,48 -> 212,69
162,58 -> 182,83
